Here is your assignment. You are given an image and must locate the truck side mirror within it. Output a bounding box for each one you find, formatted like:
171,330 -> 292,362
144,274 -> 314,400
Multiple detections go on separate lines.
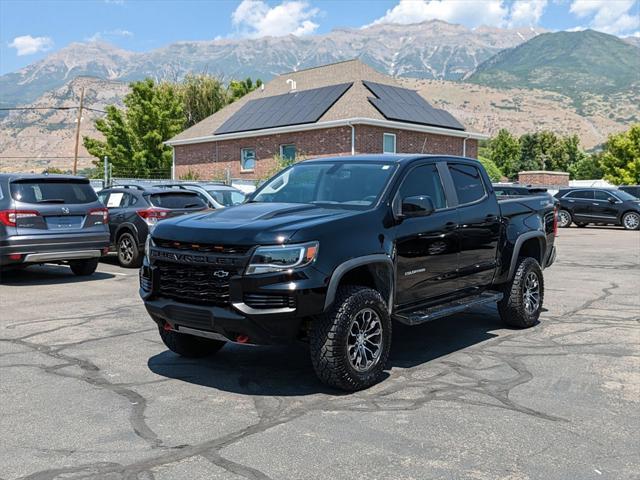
402,196 -> 435,217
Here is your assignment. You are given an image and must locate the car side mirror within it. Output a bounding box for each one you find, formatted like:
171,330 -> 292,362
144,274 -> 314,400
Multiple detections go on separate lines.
608,197 -> 617,204
401,196 -> 435,218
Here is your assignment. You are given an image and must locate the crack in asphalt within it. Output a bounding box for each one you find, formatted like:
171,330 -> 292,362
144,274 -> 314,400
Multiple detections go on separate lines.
1,335 -> 163,452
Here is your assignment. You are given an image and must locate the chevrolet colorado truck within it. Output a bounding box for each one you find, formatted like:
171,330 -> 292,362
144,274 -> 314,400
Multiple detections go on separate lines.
140,155 -> 557,390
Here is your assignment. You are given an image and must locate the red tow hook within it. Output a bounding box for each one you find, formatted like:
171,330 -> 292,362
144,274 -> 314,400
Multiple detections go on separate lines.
163,322 -> 173,332
235,335 -> 250,344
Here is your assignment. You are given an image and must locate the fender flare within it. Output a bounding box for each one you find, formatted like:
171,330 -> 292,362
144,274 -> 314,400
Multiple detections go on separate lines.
115,222 -> 142,246
508,231 -> 546,280
323,254 -> 394,313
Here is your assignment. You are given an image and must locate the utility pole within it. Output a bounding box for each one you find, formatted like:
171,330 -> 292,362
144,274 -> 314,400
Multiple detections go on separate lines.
103,156 -> 108,188
72,86 -> 85,175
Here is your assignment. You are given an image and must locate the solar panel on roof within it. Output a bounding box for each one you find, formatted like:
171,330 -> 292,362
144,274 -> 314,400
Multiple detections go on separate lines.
215,83 -> 353,135
363,81 -> 465,131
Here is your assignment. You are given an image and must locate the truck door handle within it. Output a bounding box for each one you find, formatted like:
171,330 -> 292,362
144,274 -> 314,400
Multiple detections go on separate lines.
568,200 -> 575,203
592,203 -> 599,206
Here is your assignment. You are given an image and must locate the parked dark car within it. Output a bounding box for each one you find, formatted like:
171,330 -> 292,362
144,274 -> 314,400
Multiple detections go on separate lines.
0,174 -> 110,275
492,183 -> 548,197
618,185 -> 640,199
554,187 -> 640,230
98,185 -> 208,268
140,155 -> 557,390
153,183 -> 246,209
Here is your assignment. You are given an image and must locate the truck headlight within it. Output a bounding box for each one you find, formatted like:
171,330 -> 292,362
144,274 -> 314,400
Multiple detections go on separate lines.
246,241 -> 319,275
144,235 -> 153,263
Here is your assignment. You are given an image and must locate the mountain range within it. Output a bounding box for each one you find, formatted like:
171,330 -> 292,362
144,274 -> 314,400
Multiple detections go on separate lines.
0,21 -> 638,173
0,20 -> 543,108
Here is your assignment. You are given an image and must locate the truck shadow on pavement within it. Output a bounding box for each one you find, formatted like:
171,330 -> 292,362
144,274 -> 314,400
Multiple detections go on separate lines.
0,264 -> 115,285
147,305 -> 504,396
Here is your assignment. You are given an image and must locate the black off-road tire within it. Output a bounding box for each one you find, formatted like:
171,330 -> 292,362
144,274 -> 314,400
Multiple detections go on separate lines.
159,326 -> 226,358
117,232 -> 143,268
498,257 -> 544,329
310,286 -> 392,391
69,258 -> 99,276
557,210 -> 572,228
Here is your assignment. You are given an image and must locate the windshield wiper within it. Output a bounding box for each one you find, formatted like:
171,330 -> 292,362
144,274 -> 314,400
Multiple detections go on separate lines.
36,199 -> 65,203
183,203 -> 201,208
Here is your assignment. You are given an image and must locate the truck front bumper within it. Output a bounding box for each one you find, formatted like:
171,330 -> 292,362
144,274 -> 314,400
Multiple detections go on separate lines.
143,296 -> 304,345
139,257 -> 328,345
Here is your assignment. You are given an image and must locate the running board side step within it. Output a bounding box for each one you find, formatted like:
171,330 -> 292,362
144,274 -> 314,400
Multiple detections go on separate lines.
393,292 -> 503,326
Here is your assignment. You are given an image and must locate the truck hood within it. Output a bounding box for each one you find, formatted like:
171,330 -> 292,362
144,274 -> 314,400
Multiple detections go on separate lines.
151,202 -> 363,245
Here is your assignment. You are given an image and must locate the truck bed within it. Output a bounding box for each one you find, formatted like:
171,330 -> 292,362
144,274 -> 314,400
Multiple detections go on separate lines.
498,194 -> 556,218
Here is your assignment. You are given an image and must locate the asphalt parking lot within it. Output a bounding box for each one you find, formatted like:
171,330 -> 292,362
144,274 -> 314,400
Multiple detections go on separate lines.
1,227 -> 638,480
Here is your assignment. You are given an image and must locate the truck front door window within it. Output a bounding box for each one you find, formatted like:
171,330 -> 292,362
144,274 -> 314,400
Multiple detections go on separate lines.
399,164 -> 447,209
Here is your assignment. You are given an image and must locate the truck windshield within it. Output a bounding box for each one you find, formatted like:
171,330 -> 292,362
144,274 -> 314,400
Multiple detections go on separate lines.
252,161 -> 396,208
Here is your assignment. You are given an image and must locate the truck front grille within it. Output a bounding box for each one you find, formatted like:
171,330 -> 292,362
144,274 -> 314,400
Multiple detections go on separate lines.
156,261 -> 237,306
154,239 -> 251,255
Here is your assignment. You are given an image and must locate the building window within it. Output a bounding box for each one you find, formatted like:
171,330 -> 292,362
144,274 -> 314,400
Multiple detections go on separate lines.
383,133 -> 396,154
280,144 -> 297,161
241,148 -> 256,171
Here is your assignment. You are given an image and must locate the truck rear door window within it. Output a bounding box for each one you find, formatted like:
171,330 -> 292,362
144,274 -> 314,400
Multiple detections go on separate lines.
10,180 -> 97,204
149,193 -> 206,209
448,164 -> 485,205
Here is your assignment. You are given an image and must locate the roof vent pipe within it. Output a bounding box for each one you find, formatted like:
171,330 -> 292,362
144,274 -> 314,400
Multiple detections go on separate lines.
286,79 -> 297,92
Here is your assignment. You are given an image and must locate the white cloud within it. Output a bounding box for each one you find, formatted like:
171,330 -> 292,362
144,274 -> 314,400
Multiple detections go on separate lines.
85,29 -> 133,42
8,35 -> 54,56
231,0 -> 320,38
569,0 -> 639,35
508,0 -> 548,27
366,0 -> 509,28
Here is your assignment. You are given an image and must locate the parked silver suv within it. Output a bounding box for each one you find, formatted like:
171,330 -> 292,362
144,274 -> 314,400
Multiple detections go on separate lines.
153,183 -> 246,209
0,174 -> 110,275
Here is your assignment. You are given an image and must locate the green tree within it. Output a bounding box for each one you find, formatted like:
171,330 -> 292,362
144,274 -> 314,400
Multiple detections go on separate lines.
180,74 -> 229,128
228,77 -> 263,102
561,134 -> 585,171
487,129 -> 520,179
599,124 -> 640,185
84,79 -> 184,178
477,155 -> 503,181
518,133 -> 544,173
568,153 -> 603,180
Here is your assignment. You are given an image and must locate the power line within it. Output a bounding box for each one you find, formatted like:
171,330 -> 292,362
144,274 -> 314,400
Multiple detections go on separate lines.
0,156 -> 96,159
0,106 -> 75,111
0,105 -> 107,113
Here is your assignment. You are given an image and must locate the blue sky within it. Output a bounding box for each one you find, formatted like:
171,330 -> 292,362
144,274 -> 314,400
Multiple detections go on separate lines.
1,0 -> 638,74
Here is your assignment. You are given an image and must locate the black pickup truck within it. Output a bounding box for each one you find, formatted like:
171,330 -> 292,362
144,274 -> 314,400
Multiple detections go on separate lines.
140,155 -> 557,390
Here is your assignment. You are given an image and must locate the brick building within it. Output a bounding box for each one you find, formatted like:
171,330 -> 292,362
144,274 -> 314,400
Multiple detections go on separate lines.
166,60 -> 487,180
